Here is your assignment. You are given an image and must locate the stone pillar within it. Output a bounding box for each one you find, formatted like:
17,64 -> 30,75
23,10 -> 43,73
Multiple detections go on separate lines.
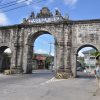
55,24 -> 73,79
0,53 -> 3,72
10,47 -> 17,70
55,41 -> 73,79
10,44 -> 23,73
71,52 -> 77,78
26,44 -> 33,73
56,42 -> 65,71
55,24 -> 68,79
65,45 -> 73,77
17,46 -> 24,73
22,44 -> 29,73
10,27 -> 24,74
64,24 -> 73,78
21,43 -> 33,74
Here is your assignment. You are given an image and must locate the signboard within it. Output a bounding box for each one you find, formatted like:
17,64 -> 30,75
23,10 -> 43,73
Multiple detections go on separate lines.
28,16 -> 63,24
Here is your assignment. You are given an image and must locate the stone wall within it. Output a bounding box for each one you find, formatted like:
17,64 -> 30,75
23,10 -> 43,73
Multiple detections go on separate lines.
0,19 -> 100,78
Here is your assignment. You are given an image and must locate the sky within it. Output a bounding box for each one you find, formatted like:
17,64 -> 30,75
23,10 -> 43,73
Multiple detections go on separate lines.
78,47 -> 94,57
0,0 -> 100,55
0,0 -> 100,25
34,34 -> 54,56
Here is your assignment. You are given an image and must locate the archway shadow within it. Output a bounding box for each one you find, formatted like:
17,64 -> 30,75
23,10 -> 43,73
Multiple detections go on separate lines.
76,71 -> 95,79
22,70 -> 55,80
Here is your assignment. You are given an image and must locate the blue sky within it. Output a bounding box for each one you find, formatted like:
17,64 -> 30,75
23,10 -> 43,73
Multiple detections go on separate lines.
34,34 -> 54,55
0,0 -> 100,25
0,0 -> 100,55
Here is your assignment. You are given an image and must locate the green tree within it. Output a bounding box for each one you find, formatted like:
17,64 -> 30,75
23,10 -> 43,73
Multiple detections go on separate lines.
91,51 -> 99,56
91,51 -> 100,58
45,57 -> 51,69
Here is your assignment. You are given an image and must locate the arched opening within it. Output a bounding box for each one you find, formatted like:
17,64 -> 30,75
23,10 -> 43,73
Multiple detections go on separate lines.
0,46 -> 12,73
76,44 -> 97,78
27,31 -> 56,74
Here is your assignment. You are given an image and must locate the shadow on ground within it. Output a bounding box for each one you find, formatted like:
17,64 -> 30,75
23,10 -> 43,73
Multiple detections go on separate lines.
76,71 -> 95,79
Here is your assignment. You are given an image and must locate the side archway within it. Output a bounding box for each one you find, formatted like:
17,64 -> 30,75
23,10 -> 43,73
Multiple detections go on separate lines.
77,44 -> 98,54
76,44 -> 98,77
0,46 -> 12,72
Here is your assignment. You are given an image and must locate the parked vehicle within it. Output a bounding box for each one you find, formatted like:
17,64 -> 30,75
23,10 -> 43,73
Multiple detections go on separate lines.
77,66 -> 84,71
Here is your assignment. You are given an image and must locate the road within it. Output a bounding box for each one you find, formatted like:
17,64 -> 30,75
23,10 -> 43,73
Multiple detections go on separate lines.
0,70 -> 100,100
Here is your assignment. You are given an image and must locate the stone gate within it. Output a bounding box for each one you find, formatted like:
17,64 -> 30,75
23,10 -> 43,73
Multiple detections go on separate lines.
0,7 -> 100,78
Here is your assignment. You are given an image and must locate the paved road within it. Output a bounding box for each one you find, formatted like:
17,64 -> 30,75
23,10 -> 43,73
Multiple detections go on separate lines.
0,70 -> 100,100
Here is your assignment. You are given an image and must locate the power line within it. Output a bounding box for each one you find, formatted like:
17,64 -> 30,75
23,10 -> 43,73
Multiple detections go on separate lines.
0,0 -> 29,9
0,0 -> 30,6
0,0 -> 46,13
0,0 -> 18,6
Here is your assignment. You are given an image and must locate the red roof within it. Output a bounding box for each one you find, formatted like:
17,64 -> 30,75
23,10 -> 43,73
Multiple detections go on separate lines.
34,55 -> 47,60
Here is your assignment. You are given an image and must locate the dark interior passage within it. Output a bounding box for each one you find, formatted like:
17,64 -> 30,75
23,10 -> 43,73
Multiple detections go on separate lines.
0,46 -> 11,72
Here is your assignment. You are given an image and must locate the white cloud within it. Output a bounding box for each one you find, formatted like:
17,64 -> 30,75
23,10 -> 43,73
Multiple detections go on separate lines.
64,0 -> 78,5
4,48 -> 12,54
78,51 -> 84,57
0,12 -> 9,25
35,49 -> 48,54
47,0 -> 77,6
17,0 -> 32,5
51,52 -> 54,56
34,49 -> 54,56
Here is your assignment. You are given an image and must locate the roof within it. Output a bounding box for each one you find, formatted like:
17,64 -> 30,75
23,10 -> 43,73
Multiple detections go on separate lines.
33,53 -> 54,60
33,54 -> 47,60
35,55 -> 47,60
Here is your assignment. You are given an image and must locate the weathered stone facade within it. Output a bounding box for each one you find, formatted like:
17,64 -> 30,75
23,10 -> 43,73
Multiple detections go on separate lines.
0,8 -> 100,78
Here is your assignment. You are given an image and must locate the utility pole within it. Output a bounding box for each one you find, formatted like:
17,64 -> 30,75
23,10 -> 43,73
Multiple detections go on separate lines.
48,42 -> 52,56
48,42 -> 54,70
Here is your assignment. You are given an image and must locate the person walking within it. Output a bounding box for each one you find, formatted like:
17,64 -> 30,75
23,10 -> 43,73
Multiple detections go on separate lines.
94,64 -> 100,88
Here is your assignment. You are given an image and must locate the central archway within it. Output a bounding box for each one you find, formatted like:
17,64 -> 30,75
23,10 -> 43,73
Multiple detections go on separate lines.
26,30 -> 57,73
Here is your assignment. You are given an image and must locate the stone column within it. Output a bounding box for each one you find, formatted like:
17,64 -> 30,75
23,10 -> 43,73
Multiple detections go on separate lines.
16,27 -> 25,73
55,24 -> 69,79
17,46 -> 24,73
55,24 -> 73,79
0,53 -> 3,72
10,47 -> 17,71
10,43 -> 23,73
10,28 -> 18,73
21,30 -> 33,74
10,27 -> 24,73
26,44 -> 33,73
22,44 -> 29,73
56,41 -> 65,71
65,45 -> 73,77
71,51 -> 77,78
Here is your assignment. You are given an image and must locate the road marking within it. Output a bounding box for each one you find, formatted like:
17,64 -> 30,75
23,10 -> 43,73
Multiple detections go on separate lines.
40,77 -> 66,85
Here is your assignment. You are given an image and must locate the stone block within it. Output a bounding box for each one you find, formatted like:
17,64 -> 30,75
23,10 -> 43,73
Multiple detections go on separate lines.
4,70 -> 12,75
55,72 -> 73,79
